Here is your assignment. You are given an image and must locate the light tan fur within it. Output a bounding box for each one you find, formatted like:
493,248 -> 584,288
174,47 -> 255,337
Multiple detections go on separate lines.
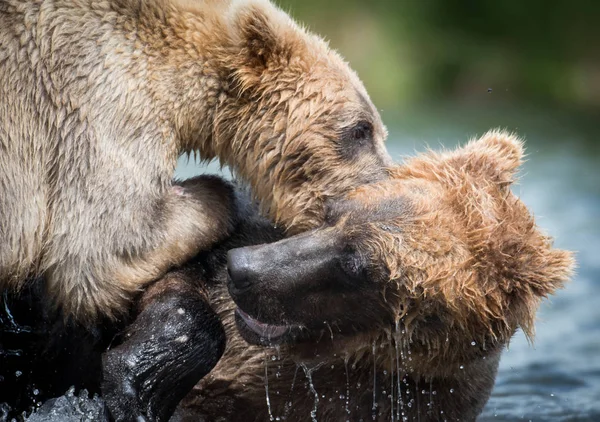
0,0 -> 389,323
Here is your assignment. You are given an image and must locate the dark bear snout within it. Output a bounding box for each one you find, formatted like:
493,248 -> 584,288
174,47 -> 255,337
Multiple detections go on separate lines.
227,248 -> 255,294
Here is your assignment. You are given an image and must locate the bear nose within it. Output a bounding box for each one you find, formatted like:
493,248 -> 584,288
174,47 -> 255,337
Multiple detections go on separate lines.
227,248 -> 254,294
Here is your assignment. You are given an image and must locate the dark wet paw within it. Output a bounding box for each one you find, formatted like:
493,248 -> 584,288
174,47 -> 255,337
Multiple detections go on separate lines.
101,290 -> 226,422
102,350 -> 147,422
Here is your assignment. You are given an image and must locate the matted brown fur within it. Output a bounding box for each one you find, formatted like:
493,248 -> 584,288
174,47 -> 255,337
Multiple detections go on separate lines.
179,131 -> 574,421
0,0 -> 389,324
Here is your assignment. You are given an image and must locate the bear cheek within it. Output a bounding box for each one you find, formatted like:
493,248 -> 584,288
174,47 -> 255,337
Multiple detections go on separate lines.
303,284 -> 389,334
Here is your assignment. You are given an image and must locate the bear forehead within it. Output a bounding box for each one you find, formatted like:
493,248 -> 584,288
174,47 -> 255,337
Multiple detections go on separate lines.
336,171 -> 513,249
327,194 -> 410,227
339,177 -> 444,222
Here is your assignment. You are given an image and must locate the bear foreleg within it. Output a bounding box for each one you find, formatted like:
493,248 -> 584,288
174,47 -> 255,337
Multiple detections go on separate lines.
101,270 -> 225,422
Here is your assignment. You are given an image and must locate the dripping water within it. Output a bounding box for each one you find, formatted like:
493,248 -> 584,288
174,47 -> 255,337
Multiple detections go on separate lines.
429,379 -> 434,416
372,341 -> 378,421
325,322 -> 334,342
390,340 -> 395,422
283,365 -> 300,419
301,363 -> 323,422
344,357 -> 351,418
264,353 -> 275,421
416,379 -> 420,422
394,320 -> 405,421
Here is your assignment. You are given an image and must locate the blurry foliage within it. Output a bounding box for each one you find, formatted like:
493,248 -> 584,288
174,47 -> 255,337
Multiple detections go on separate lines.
278,0 -> 600,113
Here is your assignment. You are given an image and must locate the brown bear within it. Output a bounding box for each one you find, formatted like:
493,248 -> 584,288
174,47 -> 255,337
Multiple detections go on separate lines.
167,130 -> 574,421
0,0 -> 389,325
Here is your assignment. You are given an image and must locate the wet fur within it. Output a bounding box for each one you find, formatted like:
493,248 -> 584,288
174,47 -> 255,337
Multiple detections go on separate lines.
0,0 -> 389,324
2,132 -> 572,421
179,131 -> 574,421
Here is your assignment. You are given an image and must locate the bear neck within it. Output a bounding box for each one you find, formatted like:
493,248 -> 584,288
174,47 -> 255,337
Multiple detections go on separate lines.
131,4 -> 292,224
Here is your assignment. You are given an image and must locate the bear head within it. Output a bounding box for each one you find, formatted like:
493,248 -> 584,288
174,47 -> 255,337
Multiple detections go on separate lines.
182,0 -> 392,232
227,130 -> 574,371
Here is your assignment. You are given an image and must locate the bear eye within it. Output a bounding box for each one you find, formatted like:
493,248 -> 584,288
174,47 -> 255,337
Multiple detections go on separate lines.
338,120 -> 375,159
338,245 -> 368,282
349,121 -> 373,142
324,207 -> 337,226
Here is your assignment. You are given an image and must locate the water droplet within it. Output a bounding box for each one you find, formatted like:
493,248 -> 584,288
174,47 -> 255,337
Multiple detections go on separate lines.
471,341 -> 476,346
450,388 -> 454,393
33,389 -> 39,396
459,365 -> 464,370
15,371 -> 22,377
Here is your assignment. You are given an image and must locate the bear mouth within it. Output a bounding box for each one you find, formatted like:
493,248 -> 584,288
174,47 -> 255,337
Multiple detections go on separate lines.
235,308 -> 297,345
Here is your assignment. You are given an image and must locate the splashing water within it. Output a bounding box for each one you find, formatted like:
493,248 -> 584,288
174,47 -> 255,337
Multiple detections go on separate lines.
24,387 -> 106,422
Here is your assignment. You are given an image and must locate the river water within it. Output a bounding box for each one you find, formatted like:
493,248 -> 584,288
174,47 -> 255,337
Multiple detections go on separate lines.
176,105 -> 600,421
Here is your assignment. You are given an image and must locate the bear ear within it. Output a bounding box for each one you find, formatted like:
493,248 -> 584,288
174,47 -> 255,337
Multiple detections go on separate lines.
459,130 -> 525,187
516,247 -> 575,340
237,6 -> 279,69
228,1 -> 298,80
521,247 -> 575,301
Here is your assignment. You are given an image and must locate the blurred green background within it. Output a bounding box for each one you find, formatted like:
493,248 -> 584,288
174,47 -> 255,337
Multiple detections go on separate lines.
277,0 -> 599,150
